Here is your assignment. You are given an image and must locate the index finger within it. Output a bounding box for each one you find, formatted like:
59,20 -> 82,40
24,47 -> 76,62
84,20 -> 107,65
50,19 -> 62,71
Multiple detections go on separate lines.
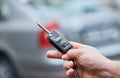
46,42 -> 82,59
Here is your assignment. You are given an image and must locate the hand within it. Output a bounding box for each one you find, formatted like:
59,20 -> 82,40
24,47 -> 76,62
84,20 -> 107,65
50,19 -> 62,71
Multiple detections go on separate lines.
46,42 -> 113,78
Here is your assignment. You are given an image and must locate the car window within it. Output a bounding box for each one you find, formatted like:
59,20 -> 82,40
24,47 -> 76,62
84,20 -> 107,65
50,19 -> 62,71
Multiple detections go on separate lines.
0,0 -> 12,21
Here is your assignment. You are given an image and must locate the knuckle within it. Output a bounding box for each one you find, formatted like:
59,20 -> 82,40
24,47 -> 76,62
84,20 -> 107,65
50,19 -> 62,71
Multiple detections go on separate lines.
63,62 -> 69,70
66,70 -> 70,76
63,61 -> 73,70
66,69 -> 74,78
63,62 -> 67,69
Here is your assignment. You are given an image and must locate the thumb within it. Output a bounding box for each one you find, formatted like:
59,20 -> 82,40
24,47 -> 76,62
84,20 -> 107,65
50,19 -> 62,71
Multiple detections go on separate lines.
70,41 -> 83,49
62,49 -> 81,61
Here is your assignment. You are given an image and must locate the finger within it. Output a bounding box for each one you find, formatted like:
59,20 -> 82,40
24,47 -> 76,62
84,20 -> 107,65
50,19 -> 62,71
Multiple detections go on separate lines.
66,68 -> 75,78
64,61 -> 74,70
46,50 -> 63,59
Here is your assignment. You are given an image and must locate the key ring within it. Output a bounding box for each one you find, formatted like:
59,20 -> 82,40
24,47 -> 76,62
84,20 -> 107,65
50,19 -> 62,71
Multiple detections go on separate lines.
73,61 -> 80,78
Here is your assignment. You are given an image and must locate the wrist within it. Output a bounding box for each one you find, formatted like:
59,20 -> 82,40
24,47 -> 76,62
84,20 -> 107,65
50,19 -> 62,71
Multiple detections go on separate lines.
109,61 -> 120,78
98,59 -> 120,78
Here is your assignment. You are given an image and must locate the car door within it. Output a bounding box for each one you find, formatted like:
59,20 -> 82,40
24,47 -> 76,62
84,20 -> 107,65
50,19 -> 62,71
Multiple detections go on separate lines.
0,0 -> 45,77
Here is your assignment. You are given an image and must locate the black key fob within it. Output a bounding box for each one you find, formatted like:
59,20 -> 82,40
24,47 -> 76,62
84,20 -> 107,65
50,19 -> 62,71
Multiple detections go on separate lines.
47,31 -> 72,54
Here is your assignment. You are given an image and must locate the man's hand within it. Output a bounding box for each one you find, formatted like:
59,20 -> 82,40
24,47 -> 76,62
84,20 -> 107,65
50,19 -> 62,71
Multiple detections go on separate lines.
46,42 -> 116,78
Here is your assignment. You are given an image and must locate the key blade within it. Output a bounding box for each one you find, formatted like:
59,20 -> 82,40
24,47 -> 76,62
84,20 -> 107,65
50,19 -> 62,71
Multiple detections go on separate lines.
37,23 -> 50,34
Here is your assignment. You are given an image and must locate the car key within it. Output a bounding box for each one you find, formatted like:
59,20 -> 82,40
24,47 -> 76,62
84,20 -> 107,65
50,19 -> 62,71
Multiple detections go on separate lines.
37,23 -> 80,78
37,23 -> 72,54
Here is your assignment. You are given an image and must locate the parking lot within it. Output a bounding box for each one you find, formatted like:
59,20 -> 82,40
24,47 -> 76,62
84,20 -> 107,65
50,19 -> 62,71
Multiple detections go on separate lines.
0,0 -> 120,78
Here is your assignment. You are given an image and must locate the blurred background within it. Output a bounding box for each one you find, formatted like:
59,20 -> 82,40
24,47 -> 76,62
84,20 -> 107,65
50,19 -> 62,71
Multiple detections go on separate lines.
0,0 -> 120,78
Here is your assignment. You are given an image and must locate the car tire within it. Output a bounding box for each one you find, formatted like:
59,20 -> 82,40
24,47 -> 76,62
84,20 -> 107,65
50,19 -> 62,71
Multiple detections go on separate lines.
0,57 -> 18,78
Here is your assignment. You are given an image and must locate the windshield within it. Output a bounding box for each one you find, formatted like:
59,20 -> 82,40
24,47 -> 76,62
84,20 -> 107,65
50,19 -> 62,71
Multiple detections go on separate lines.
18,0 -> 102,12
17,0 -> 103,20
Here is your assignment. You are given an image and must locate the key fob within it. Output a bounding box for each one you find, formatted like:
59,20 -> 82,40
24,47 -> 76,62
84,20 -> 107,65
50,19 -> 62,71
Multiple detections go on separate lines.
47,31 -> 72,54
37,23 -> 80,78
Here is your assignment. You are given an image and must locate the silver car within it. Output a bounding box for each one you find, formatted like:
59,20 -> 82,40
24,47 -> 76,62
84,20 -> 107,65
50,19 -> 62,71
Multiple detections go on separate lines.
0,0 -> 67,78
0,0 -> 120,78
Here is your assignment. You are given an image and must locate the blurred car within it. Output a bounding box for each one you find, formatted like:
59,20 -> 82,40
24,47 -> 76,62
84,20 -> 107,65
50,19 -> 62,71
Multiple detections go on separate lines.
0,0 -> 66,78
53,0 -> 120,58
0,0 -> 120,78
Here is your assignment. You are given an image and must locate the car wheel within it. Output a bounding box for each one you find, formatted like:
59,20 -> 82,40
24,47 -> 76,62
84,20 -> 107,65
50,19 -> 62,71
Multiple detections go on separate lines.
0,58 -> 17,78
